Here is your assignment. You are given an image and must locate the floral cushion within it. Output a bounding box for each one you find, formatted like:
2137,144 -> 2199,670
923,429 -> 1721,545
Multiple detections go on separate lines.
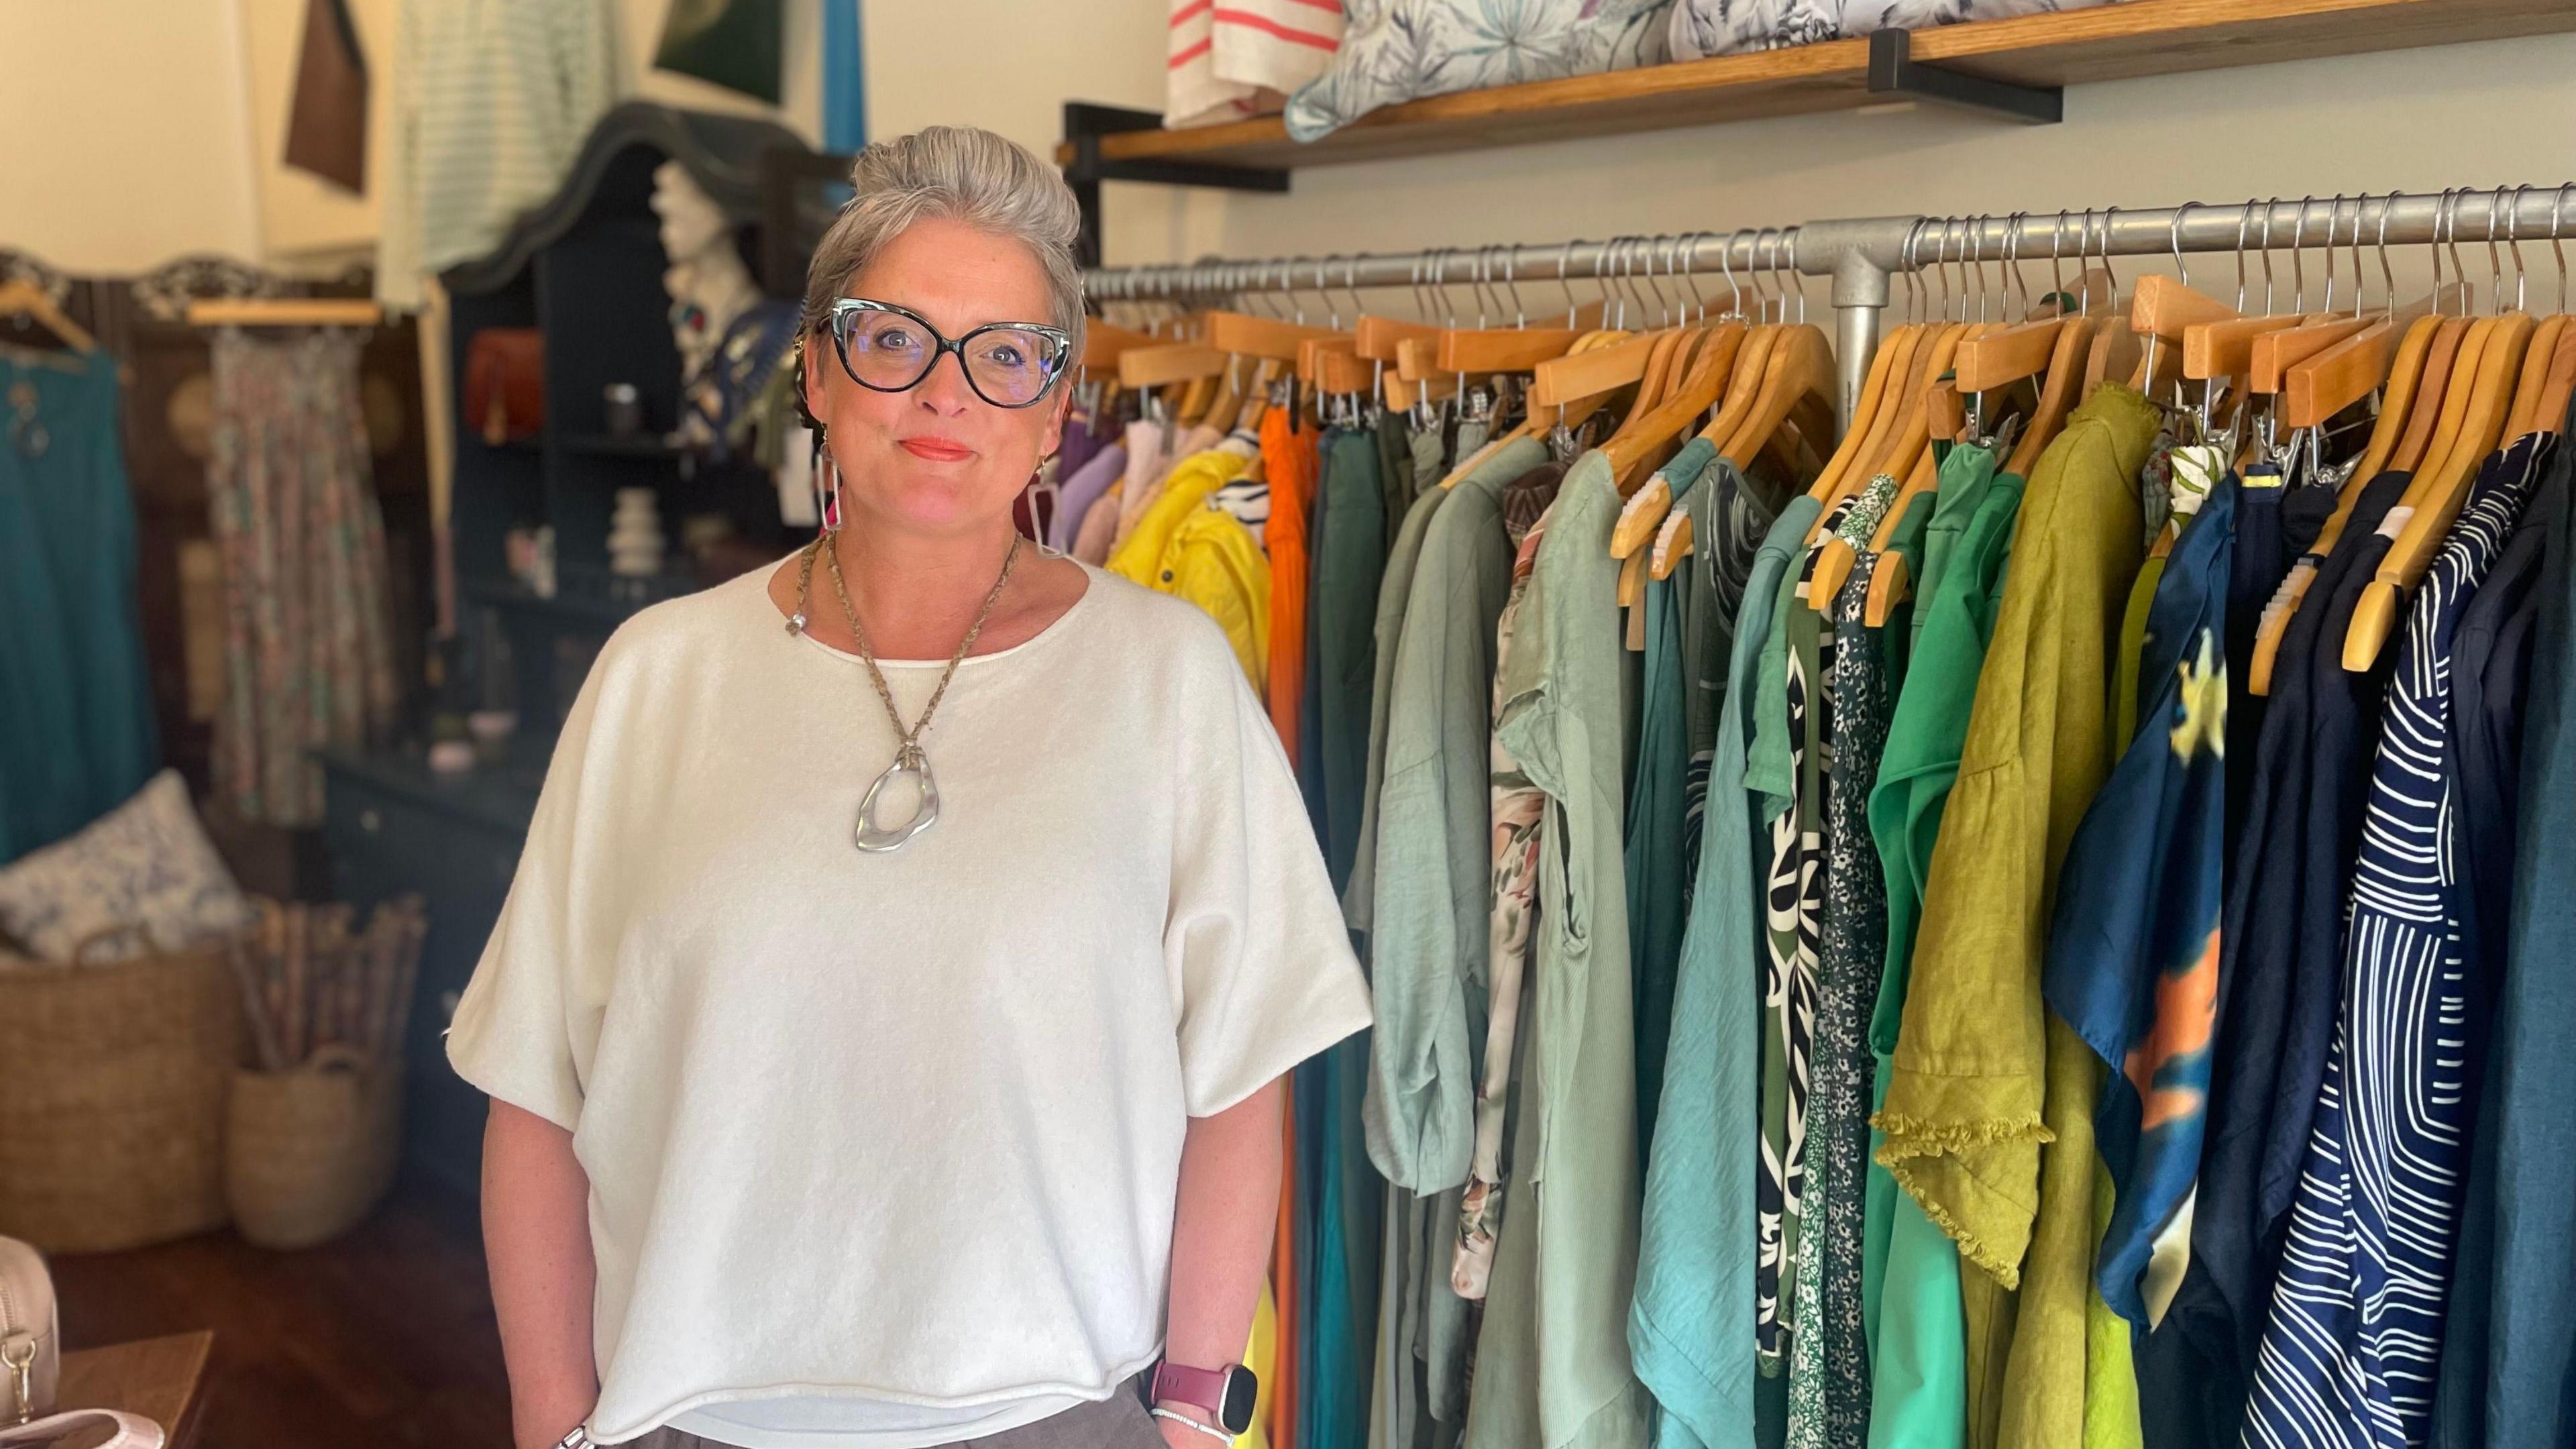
1670,0 -> 2118,62
1285,0 -> 1678,142
0,770 -> 252,965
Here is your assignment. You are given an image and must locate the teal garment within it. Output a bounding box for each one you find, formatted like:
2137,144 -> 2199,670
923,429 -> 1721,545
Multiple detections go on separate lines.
1860,488 -> 1937,1345
1320,426 -> 1391,890
1311,427 -> 1388,1449
1856,465 -> 2030,1449
1348,485 -> 1452,932
1909,443 -> 2002,656
1361,436 -> 1546,1194
1626,574 -> 1690,1159
1379,407 -> 1418,527
0,348 -> 158,863
1632,494 -> 1825,1449
1468,452 -> 1654,1449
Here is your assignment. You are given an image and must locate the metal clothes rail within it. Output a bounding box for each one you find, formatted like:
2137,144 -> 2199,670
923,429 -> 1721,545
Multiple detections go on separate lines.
1080,186 -> 2576,426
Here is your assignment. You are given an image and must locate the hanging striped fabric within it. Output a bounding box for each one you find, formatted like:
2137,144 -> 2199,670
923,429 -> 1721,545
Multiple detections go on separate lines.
2244,433 -> 2559,1449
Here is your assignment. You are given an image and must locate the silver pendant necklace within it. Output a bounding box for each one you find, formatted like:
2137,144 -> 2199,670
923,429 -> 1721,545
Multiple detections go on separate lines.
788,531 -> 1020,852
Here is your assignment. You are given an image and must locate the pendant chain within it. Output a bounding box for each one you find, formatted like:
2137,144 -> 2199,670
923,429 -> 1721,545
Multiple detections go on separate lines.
796,530 -> 1021,765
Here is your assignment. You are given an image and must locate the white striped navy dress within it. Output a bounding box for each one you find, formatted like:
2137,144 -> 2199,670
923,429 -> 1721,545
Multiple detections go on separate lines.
2243,432 -> 2559,1449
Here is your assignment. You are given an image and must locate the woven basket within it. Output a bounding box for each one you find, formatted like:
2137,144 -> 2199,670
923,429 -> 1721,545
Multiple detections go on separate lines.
224,1044 -> 402,1250
0,937 -> 243,1252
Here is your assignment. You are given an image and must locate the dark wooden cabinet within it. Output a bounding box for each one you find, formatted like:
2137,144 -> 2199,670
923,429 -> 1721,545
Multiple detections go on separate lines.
321,103 -> 828,1191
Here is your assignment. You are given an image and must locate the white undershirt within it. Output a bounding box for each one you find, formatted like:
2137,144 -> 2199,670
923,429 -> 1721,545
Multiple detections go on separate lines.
445,562 -> 1369,1447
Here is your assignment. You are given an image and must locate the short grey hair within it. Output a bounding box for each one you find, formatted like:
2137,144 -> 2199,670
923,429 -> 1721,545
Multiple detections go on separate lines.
799,125 -> 1087,366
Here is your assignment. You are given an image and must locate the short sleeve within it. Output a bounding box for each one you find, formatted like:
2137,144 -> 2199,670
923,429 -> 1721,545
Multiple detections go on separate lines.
442,660 -> 614,1134
1166,629 -> 1373,1118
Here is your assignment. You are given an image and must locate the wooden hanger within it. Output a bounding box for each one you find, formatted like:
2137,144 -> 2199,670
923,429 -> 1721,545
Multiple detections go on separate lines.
2502,313 -> 2572,437
1356,314 -> 1437,364
1435,327 -> 1629,491
186,296 -> 381,329
1809,323 -> 1916,505
2387,316 -> 2477,473
2247,309 -> 2445,694
1082,319 -> 1157,376
1208,311 -> 1340,362
2252,284 -> 2464,395
1435,325 -> 1587,374
2005,313 -> 2098,478
1805,321 -> 1966,611
1118,341 -> 1226,390
2527,319 -> 2576,434
2343,309 -> 2537,669
1608,324 -> 1758,554
0,279 -> 99,352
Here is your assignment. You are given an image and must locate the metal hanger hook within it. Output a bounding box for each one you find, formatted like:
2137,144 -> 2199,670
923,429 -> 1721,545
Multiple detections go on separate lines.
2171,201 -> 2198,291
2506,184 -> 2532,313
2485,189 -> 2508,316
2553,184 -> 2573,314
2233,199 -> 2257,313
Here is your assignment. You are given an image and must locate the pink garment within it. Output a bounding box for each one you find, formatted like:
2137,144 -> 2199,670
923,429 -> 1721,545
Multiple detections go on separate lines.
1072,483 -> 1126,565
1111,420 -> 1179,549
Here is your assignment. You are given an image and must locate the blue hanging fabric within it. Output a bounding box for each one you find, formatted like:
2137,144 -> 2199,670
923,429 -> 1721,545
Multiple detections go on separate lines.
822,0 -> 865,154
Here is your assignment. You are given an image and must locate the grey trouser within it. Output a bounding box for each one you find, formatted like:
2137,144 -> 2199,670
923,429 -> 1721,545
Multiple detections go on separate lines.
621,1377 -> 1163,1449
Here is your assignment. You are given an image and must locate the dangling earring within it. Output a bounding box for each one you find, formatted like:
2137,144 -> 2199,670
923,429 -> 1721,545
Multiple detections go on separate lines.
814,430 -> 844,534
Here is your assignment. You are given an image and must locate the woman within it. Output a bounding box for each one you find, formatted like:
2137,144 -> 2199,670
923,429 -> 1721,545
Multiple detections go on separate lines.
446,127 -> 1370,1449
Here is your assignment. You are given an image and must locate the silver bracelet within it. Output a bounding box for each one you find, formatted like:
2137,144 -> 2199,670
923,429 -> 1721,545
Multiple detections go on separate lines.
1150,1407 -> 1235,1444
552,1427 -> 590,1449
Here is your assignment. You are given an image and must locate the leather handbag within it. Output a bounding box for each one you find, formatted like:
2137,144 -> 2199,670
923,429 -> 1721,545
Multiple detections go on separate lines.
465,328 -> 546,445
0,1235 -> 166,1448
0,1235 -> 56,1426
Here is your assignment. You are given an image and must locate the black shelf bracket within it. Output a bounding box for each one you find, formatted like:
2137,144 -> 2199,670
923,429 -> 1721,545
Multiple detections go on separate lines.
1866,29 -> 2061,125
1061,102 -> 1292,268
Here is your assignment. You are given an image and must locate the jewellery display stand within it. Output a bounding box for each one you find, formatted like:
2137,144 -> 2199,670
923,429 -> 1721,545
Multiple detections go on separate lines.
317,103 -> 833,1196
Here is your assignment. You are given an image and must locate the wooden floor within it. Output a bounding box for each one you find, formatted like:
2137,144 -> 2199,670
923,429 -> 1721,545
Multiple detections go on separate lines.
49,1172 -> 515,1448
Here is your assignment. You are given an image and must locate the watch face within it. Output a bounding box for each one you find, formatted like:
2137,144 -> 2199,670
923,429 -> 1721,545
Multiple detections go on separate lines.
1220,1366 -> 1260,1436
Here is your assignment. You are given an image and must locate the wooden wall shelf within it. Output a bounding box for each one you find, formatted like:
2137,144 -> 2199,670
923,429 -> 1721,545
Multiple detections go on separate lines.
1057,0 -> 2576,176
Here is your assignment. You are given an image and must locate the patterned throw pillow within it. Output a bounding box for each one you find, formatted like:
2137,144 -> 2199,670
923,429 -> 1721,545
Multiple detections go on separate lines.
0,770 -> 253,965
1285,0 -> 1678,142
1669,0 -> 2118,63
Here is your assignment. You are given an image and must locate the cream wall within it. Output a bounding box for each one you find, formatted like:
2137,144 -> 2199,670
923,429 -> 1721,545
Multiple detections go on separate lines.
0,0 -> 265,274
6,1 -> 2571,286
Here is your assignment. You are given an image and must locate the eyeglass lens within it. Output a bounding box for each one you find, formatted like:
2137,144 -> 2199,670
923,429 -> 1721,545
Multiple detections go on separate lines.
836,307 -> 1063,407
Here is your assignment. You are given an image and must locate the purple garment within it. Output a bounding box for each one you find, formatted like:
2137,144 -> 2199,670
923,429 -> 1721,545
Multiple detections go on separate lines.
1055,406 -> 1107,483
1048,443 -> 1127,554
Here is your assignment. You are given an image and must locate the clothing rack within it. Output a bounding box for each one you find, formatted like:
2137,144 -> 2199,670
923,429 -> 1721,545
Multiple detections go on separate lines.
1082,184 -> 2576,427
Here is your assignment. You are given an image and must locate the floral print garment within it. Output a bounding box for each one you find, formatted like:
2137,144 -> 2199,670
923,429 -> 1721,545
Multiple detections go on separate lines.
1456,508 -> 1554,1299
1786,551 -> 1894,1449
1758,478 -> 1900,1369
1670,0 -> 2118,62
1287,0 -> 1676,142
207,329 -> 400,827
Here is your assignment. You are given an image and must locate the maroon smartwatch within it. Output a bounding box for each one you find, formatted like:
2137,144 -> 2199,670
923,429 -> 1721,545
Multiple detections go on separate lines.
1151,1358 -> 1260,1436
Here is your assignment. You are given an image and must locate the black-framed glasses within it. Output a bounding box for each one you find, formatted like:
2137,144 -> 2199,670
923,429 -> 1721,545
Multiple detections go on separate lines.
823,298 -> 1073,409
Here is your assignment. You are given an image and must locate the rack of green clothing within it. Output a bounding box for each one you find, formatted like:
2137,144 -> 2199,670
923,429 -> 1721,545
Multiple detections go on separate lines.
1072,183 -> 2576,1449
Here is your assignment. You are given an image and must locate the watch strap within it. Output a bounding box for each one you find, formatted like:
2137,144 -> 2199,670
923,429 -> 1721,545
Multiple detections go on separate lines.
1150,1361 -> 1233,1416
